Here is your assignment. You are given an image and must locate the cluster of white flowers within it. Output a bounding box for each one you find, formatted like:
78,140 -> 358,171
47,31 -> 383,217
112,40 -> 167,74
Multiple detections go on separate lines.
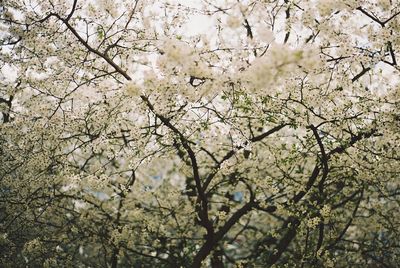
217,211 -> 228,221
243,44 -> 320,93
307,217 -> 321,229
316,0 -> 339,17
256,26 -> 275,44
219,158 -> 236,174
226,16 -> 242,29
23,238 -> 43,255
157,38 -> 212,80
316,0 -> 357,17
270,186 -> 280,195
43,258 -> 58,268
97,0 -> 118,18
111,225 -> 132,245
320,205 -> 331,218
159,38 -> 194,65
124,81 -> 142,97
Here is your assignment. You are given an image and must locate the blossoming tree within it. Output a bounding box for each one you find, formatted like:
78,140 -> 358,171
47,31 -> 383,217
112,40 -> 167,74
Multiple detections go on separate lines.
1,0 -> 399,267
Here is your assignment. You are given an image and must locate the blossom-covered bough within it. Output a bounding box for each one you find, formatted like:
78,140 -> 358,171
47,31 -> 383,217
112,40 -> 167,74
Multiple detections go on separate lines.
1,0 -> 399,267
